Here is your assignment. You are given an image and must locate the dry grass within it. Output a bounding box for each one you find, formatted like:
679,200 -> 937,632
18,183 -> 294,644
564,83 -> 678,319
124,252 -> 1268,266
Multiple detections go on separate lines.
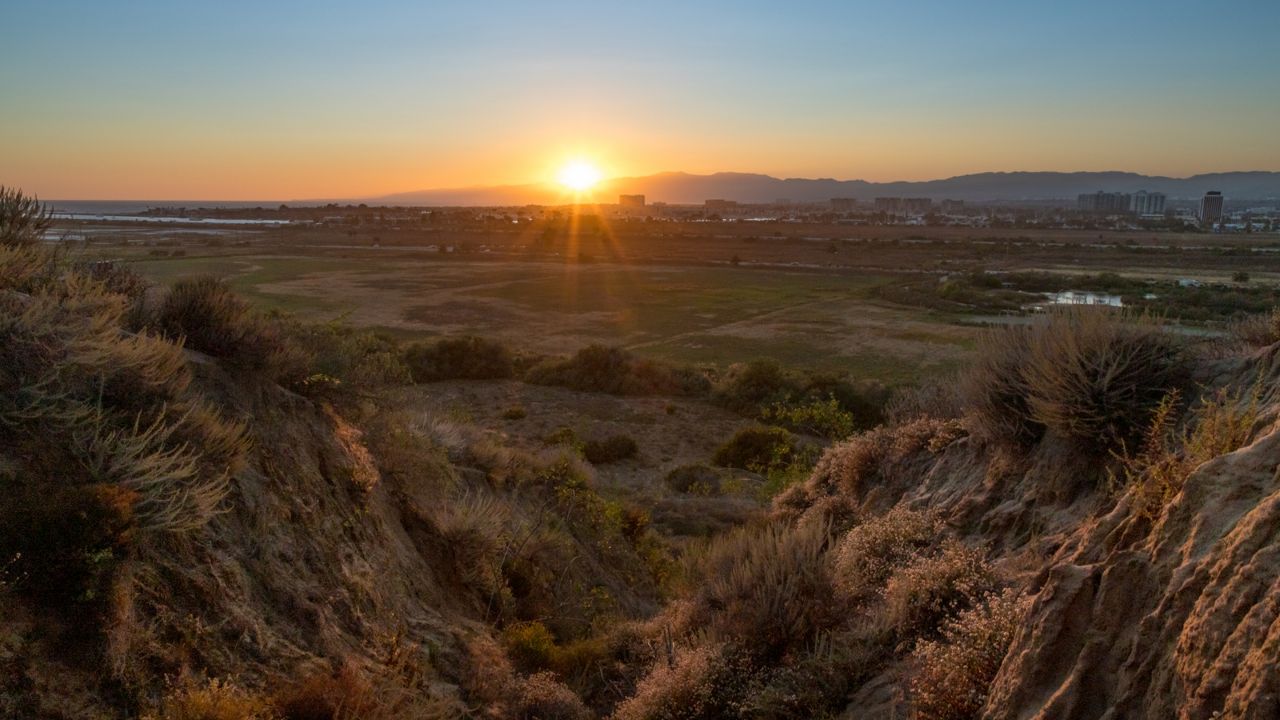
909,588 -> 1031,720
1112,382 -> 1263,520
883,541 -> 998,639
965,309 -> 1187,454
686,519 -> 835,659
145,678 -> 277,720
1229,308 -> 1280,348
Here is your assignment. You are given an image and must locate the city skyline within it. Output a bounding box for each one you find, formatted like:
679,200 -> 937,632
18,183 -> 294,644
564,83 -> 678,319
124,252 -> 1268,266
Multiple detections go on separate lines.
3,0 -> 1280,199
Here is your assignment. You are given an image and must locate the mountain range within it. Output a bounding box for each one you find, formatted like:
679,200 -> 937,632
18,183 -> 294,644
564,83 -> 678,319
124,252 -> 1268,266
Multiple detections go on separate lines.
369,170 -> 1280,206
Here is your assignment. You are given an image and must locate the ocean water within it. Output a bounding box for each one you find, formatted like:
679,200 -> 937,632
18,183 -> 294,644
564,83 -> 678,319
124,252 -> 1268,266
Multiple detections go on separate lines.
49,200 -> 286,214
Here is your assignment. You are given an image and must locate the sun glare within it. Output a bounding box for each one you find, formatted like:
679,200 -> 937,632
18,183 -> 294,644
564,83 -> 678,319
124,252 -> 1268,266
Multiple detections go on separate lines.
557,160 -> 603,192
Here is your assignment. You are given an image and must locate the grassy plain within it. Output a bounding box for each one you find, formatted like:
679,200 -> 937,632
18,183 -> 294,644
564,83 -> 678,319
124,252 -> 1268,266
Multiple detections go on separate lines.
63,215 -> 1279,385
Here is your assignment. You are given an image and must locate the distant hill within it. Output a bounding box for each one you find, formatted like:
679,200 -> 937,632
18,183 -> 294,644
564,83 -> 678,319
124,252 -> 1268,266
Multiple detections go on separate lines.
370,170 -> 1280,206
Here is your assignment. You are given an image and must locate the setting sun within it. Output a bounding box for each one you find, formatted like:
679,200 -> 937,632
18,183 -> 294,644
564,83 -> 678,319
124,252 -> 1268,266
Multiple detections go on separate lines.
557,160 -> 603,192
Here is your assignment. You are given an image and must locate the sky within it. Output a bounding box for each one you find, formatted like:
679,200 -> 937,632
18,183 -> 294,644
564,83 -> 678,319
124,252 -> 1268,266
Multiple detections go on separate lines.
2,0 -> 1279,200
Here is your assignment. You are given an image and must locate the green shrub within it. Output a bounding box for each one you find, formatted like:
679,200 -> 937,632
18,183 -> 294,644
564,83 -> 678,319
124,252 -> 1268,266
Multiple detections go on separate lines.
910,589 -> 1030,720
503,621 -> 558,672
526,345 -> 709,396
582,434 -> 638,464
153,276 -> 297,374
762,395 -> 856,439
712,426 -> 797,473
402,335 -> 514,382
284,320 -> 410,389
712,359 -> 798,414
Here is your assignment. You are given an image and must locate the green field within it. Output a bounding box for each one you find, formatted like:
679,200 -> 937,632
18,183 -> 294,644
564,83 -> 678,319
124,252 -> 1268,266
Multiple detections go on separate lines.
113,247 -> 977,384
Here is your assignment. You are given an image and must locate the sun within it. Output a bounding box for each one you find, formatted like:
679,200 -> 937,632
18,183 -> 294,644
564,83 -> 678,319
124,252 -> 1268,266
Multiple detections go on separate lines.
557,160 -> 603,192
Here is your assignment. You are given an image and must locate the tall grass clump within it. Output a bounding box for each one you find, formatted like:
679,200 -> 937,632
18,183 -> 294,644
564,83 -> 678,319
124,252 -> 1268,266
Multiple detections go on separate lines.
965,309 -> 1187,454
403,335 -> 514,382
526,345 -> 710,396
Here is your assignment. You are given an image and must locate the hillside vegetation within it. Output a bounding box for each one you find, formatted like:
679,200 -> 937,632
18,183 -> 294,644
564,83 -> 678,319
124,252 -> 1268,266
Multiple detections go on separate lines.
3,187 -> 1279,719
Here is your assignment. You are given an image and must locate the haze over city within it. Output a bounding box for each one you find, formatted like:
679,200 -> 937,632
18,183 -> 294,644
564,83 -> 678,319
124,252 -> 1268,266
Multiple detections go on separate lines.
3,0 -> 1279,200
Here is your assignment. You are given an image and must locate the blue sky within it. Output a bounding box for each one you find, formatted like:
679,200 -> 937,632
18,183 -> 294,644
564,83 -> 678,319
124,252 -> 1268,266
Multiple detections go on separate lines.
2,0 -> 1278,198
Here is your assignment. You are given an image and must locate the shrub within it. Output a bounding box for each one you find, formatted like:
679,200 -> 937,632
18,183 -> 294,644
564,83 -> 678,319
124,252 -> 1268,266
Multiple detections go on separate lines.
831,506 -> 944,605
582,434 -> 638,464
712,426 -> 797,473
402,335 -> 514,382
504,621 -> 558,673
712,359 -> 798,414
0,185 -> 52,247
805,418 -> 964,501
688,520 -> 835,658
146,678 -> 276,720
762,395 -> 856,439
284,320 -> 410,389
965,310 -> 1187,453
611,644 -> 754,720
910,588 -> 1031,720
503,405 -> 528,420
527,345 -> 709,396
514,672 -> 591,720
882,541 -> 998,638
663,465 -> 722,496
152,276 -> 293,372
886,375 -> 964,424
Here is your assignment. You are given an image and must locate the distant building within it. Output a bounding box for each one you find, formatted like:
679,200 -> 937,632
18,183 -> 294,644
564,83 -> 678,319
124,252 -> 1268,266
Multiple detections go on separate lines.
1131,190 -> 1166,216
705,199 -> 738,210
830,198 -> 859,211
1077,191 -> 1132,213
940,199 -> 966,214
874,197 -> 931,214
1199,191 -> 1224,224
618,194 -> 645,207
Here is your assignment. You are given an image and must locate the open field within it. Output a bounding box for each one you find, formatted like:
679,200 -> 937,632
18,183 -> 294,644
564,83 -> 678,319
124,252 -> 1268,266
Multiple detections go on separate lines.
60,214 -> 1280,384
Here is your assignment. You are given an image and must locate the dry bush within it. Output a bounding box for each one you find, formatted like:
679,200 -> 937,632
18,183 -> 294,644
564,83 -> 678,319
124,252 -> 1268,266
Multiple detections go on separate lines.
146,677 -> 276,720
962,324 -> 1041,446
610,644 -> 754,720
831,506 -> 944,606
403,335 -> 514,382
1229,308 -> 1280,348
883,541 -> 998,639
804,418 -> 964,501
739,629 -> 884,718
909,588 -> 1031,720
272,656 -> 460,720
1112,382 -> 1262,520
527,345 -> 709,397
688,519 -> 835,659
885,374 -> 964,424
965,310 -> 1187,454
583,434 -> 639,465
514,672 -> 591,720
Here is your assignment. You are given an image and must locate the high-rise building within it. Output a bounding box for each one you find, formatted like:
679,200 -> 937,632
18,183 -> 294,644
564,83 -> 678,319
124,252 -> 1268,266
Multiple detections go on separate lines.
1131,190 -> 1167,216
1199,191 -> 1224,224
618,194 -> 645,207
874,197 -> 932,214
1077,191 -> 1132,213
